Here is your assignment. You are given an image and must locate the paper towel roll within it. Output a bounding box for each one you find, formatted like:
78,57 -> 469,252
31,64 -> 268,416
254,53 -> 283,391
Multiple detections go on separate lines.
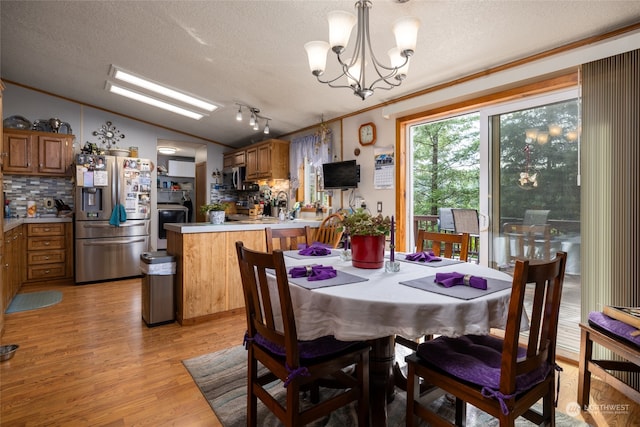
44,198 -> 55,209
27,201 -> 37,218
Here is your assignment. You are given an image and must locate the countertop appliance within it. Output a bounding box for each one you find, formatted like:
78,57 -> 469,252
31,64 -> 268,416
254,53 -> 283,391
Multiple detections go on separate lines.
157,204 -> 189,250
75,155 -> 152,284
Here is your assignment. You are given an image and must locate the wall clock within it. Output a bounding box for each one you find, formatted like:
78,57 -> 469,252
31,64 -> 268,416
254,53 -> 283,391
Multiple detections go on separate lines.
359,122 -> 376,146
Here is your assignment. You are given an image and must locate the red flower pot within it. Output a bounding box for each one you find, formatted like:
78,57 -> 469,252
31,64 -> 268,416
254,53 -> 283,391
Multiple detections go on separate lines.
351,235 -> 385,269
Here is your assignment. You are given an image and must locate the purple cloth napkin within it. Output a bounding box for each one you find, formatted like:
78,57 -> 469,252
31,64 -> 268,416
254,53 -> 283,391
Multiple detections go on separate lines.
405,251 -> 442,263
289,265 -> 337,281
298,242 -> 332,256
434,272 -> 488,290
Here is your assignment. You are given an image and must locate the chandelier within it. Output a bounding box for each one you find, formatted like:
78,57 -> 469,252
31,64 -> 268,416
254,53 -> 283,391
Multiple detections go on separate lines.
304,0 -> 420,100
235,103 -> 271,134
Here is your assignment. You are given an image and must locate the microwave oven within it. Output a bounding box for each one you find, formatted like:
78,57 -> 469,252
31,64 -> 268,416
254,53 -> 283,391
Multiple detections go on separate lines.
223,166 -> 246,190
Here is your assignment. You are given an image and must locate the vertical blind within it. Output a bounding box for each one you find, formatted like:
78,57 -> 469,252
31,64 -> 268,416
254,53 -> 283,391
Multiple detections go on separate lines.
581,48 -> 639,388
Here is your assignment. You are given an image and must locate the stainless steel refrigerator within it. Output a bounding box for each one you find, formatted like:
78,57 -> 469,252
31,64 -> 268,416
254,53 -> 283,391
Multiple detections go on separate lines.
75,154 -> 152,284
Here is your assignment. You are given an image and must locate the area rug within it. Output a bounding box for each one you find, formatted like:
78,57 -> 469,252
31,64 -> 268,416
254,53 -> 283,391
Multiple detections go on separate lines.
5,291 -> 63,314
183,345 -> 590,427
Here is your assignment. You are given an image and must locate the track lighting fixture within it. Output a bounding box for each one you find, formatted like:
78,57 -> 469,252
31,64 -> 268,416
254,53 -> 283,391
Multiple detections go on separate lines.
235,103 -> 272,134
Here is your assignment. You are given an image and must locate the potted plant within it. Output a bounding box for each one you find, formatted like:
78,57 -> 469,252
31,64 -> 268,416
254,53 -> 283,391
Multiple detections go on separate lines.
339,208 -> 391,268
200,202 -> 229,225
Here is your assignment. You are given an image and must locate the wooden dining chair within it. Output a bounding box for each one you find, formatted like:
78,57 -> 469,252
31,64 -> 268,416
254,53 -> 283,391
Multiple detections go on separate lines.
235,241 -> 370,427
265,226 -> 313,252
396,231 -> 470,354
405,251 -> 567,427
415,230 -> 470,261
312,213 -> 344,248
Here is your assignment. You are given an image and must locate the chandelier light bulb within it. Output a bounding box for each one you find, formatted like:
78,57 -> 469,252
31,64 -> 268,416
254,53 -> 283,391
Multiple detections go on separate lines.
388,47 -> 410,79
565,130 -> 578,142
393,16 -> 421,54
263,121 -> 270,134
249,113 -> 256,127
537,132 -> 549,145
548,124 -> 562,137
253,119 -> 259,131
304,41 -> 330,75
236,106 -> 243,121
327,10 -> 356,51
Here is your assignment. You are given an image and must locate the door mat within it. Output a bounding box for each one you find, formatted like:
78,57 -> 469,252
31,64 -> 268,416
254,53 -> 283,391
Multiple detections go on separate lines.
5,291 -> 63,314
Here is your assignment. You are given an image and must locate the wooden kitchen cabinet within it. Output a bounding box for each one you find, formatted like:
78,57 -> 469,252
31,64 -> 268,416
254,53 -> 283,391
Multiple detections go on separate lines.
223,150 -> 246,169
2,128 -> 74,176
25,222 -> 73,283
2,225 -> 24,309
245,139 -> 289,180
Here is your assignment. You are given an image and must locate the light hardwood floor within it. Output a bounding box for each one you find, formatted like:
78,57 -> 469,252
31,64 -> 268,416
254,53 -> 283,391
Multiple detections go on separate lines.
1,280 -> 637,426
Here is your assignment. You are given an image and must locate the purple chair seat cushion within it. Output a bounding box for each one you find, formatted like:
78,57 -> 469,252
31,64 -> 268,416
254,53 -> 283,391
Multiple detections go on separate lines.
588,311 -> 640,347
249,332 -> 365,362
416,334 -> 551,407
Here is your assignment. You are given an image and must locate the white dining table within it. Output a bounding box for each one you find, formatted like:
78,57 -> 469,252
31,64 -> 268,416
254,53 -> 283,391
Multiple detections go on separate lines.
275,250 -> 515,427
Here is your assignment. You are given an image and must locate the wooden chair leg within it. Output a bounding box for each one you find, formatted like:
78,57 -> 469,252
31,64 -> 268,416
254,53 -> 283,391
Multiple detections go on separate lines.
455,397 -> 466,426
578,327 -> 593,408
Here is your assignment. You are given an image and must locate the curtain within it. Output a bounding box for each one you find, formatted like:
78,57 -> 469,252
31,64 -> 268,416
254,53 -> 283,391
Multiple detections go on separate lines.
289,127 -> 333,190
581,48 -> 639,388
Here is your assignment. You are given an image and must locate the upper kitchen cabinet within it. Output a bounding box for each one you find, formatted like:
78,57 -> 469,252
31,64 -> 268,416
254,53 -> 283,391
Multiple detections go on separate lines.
2,129 -> 74,176
223,150 -> 246,169
245,139 -> 289,181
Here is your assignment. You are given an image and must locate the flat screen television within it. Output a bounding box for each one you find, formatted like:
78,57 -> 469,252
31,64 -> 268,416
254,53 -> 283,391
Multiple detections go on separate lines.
322,160 -> 359,189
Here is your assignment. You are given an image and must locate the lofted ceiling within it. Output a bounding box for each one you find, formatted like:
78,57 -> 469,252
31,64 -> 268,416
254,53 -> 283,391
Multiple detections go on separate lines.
2,1 -> 640,149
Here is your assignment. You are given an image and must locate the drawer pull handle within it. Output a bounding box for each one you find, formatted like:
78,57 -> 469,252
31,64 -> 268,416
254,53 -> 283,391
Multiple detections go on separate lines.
44,256 -> 50,260
44,242 -> 51,246
45,270 -> 50,274
44,228 -> 51,232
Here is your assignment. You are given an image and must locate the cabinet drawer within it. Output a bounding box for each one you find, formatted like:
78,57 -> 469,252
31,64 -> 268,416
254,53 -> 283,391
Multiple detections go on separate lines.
27,236 -> 65,251
27,249 -> 66,265
27,223 -> 65,236
27,263 -> 66,280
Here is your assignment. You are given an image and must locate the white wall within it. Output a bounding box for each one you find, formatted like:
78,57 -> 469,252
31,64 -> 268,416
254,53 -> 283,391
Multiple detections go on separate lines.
3,83 -> 227,249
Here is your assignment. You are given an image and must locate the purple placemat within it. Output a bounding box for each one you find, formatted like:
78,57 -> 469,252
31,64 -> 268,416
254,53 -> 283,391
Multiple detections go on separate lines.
284,249 -> 341,259
399,275 -> 512,300
289,270 -> 369,290
394,253 -> 462,268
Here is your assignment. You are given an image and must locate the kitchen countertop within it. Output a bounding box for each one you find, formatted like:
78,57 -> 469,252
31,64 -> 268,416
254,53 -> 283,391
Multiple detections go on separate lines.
3,216 -> 73,232
165,218 -> 322,234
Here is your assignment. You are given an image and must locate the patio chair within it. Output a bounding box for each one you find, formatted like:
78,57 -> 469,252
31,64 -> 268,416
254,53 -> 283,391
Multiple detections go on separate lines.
265,226 -> 313,252
405,251 -> 567,427
235,242 -> 370,426
452,208 -> 480,261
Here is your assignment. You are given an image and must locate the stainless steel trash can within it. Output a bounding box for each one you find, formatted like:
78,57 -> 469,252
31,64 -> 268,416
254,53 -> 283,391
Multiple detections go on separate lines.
140,251 -> 176,327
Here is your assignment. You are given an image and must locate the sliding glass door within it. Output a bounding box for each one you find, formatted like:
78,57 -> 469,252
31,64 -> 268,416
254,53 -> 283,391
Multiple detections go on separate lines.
484,89 -> 581,354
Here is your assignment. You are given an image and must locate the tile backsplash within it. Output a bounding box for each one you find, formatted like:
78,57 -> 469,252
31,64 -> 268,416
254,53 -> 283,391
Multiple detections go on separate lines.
3,175 -> 74,217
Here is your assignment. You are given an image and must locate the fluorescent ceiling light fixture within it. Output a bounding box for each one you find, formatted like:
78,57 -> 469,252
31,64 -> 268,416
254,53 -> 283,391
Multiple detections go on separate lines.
111,65 -> 218,112
107,83 -> 205,120
157,146 -> 177,155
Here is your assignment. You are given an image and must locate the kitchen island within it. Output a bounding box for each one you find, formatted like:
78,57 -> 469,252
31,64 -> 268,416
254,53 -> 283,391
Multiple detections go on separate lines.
165,219 -> 321,325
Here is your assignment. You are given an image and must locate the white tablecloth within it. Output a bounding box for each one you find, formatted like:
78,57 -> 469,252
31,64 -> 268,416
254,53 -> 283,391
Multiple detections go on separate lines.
275,253 -> 514,341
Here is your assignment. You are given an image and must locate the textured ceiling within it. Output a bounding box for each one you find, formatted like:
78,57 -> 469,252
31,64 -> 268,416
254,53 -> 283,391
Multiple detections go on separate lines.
2,1 -> 640,148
